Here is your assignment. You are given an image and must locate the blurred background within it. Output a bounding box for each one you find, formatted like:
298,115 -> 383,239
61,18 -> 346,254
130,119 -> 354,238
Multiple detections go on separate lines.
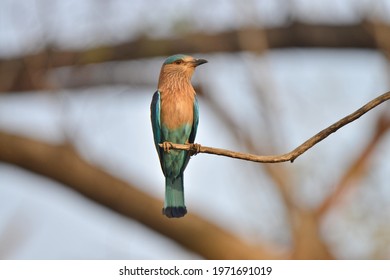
0,0 -> 390,259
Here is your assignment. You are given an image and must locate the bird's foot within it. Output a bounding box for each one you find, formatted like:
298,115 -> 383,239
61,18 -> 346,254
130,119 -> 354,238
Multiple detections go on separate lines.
189,143 -> 201,156
162,141 -> 172,153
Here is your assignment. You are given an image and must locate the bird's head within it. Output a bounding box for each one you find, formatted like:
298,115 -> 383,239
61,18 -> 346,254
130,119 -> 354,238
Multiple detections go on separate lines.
160,54 -> 207,80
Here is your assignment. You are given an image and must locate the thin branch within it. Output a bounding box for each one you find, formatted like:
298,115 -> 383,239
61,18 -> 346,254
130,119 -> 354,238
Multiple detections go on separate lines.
159,91 -> 390,163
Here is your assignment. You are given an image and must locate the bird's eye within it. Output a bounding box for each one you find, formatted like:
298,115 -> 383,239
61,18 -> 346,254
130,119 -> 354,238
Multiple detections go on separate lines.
174,60 -> 183,65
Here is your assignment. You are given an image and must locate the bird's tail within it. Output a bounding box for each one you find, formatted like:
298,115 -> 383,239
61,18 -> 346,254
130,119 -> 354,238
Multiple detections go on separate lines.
163,175 -> 187,218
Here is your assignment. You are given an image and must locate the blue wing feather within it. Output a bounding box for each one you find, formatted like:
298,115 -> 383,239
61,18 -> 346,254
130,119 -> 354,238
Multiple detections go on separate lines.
150,90 -> 162,159
189,95 -> 199,143
178,95 -> 199,173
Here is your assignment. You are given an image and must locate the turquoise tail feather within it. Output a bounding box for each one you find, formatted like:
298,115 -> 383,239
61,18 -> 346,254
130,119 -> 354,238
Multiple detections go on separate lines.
163,174 -> 187,218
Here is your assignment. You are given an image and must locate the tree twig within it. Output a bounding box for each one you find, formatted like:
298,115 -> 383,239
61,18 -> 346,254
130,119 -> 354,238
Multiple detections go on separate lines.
159,91 -> 390,163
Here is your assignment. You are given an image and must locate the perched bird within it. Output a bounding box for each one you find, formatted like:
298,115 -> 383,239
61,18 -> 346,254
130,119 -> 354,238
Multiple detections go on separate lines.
150,54 -> 207,218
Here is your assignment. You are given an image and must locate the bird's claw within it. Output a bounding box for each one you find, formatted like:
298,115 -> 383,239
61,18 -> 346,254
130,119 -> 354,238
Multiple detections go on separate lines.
190,143 -> 201,156
162,141 -> 172,153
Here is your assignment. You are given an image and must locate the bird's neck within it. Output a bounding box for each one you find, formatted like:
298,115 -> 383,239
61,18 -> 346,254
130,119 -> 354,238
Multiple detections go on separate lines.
158,70 -> 195,95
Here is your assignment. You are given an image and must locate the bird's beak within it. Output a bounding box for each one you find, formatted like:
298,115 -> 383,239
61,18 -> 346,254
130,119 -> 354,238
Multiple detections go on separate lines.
193,58 -> 208,67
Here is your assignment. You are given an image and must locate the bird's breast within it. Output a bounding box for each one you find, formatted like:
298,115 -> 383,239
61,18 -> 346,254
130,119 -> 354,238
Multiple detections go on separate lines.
160,90 -> 194,130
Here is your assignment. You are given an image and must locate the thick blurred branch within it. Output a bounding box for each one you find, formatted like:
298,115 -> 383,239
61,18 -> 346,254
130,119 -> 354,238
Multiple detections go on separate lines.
0,21 -> 385,92
0,132 -> 279,260
160,91 -> 390,163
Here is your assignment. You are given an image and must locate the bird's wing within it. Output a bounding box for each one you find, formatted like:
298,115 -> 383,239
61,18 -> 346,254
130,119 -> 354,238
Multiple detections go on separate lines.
150,90 -> 162,157
189,95 -> 199,144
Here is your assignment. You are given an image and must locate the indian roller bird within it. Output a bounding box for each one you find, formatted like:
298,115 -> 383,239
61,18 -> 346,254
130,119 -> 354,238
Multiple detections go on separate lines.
150,54 -> 207,218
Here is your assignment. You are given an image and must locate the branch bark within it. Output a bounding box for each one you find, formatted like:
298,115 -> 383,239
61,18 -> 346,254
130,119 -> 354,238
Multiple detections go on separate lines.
159,91 -> 390,163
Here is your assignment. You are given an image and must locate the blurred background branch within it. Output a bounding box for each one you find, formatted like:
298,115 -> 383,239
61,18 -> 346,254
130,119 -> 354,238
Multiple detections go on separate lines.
0,131 -> 280,260
0,21 -> 387,93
